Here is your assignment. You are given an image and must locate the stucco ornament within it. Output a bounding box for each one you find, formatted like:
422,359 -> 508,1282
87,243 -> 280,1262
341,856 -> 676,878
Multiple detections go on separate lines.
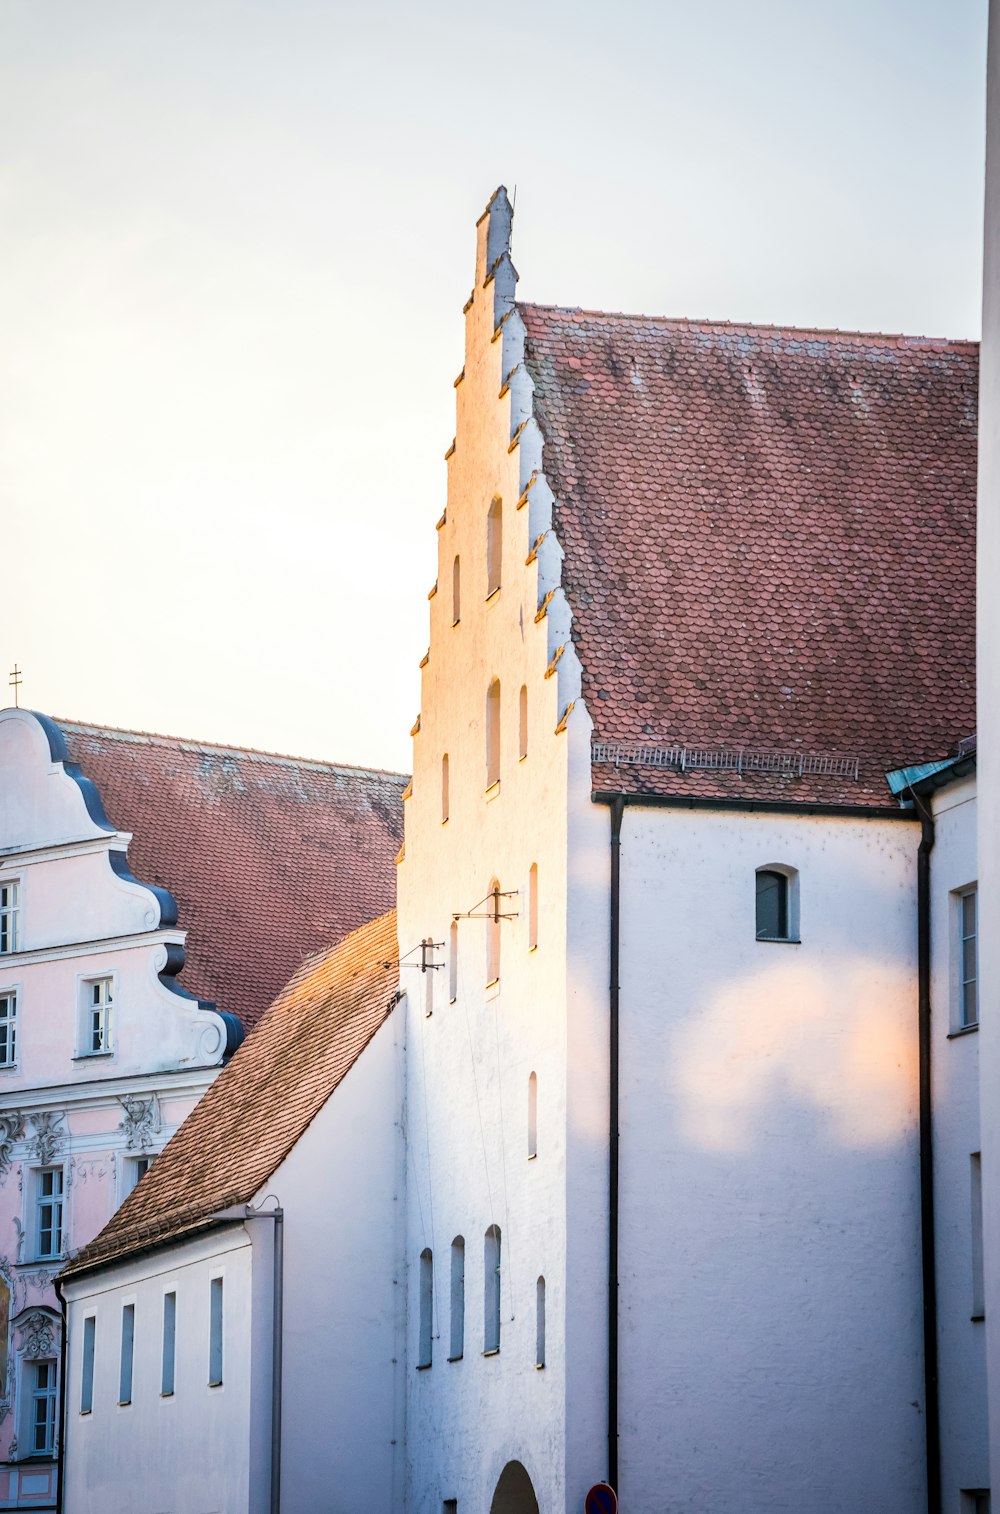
17,1311 -> 55,1361
118,1094 -> 160,1151
26,1112 -> 64,1166
0,1115 -> 23,1182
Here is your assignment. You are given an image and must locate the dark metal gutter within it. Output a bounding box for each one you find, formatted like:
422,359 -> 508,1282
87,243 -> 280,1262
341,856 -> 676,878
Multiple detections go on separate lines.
593,790 -> 916,821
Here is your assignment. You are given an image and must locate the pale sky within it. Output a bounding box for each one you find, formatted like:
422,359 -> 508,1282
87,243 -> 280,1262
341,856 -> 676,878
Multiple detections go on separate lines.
1,0 -> 988,774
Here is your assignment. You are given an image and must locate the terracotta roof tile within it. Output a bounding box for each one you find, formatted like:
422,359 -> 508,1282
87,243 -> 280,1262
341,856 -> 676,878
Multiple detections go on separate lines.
519,305 -> 977,805
56,722 -> 405,1027
63,909 -> 399,1278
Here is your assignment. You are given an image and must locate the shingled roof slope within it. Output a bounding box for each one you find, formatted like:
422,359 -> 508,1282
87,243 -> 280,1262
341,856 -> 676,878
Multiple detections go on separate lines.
519,305 -> 977,806
64,909 -> 399,1279
59,722 -> 405,1027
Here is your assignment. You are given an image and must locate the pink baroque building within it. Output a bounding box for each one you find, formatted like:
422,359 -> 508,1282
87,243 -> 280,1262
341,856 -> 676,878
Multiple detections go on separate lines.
0,707 -> 404,1510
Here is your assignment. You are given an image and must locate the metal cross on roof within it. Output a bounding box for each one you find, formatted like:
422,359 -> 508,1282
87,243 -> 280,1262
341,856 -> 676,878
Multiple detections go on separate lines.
7,666 -> 22,709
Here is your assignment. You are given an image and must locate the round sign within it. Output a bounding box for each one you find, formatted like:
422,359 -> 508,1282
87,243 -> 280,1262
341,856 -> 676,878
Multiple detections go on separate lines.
585,1484 -> 617,1514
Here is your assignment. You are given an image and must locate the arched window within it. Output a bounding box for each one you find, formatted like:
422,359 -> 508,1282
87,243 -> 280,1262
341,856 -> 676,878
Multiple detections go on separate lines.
449,920 -> 459,1002
450,1237 -> 465,1360
487,878 -> 501,986
484,1225 -> 501,1353
519,685 -> 528,760
487,497 -> 502,597
755,866 -> 799,941
527,1072 -> 538,1159
535,1277 -> 546,1368
486,679 -> 501,789
441,754 -> 450,824
418,1248 -> 433,1368
452,555 -> 461,625
528,863 -> 538,950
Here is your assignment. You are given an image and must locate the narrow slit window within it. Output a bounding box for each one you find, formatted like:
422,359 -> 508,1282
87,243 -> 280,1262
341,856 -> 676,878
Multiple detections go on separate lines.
81,1316 -> 96,1414
452,555 -> 461,625
486,679 -> 501,789
418,1248 -> 433,1368
486,879 -> 501,986
519,685 -> 528,760
756,869 -> 790,940
119,1304 -> 134,1405
441,754 -> 450,824
449,1237 -> 465,1360
208,1277 -> 223,1386
972,1153 -> 985,1319
961,888 -> 979,1028
449,920 -> 458,1003
528,864 -> 538,950
486,497 -> 502,596
484,1225 -> 501,1353
535,1277 -> 546,1367
528,1072 -> 538,1159
162,1292 -> 176,1396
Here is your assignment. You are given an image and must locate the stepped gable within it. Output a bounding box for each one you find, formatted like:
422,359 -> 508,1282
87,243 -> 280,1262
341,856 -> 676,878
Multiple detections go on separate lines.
63,909 -> 399,1278
519,304 -> 978,806
59,722 -> 406,1026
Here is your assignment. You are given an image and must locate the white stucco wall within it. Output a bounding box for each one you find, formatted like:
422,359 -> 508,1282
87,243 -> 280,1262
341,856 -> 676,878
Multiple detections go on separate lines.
931,775 -> 989,1508
262,1013 -> 405,1514
576,802 -> 927,1514
62,1226 -> 266,1514
979,0 -> 1000,1489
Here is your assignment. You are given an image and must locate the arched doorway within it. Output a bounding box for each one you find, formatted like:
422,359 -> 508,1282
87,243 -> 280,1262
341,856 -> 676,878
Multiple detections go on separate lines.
490,1461 -> 540,1514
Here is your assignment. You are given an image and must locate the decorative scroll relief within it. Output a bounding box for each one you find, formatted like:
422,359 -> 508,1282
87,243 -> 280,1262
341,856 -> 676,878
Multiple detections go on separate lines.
17,1311 -> 56,1361
26,1112 -> 64,1167
118,1094 -> 160,1151
0,1116 -> 24,1183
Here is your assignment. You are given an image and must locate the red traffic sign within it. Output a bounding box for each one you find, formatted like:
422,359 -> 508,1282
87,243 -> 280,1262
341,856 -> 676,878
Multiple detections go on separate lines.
585,1485 -> 617,1514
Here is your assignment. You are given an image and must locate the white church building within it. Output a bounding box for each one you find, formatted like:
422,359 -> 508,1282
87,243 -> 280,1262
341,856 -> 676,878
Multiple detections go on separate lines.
53,162 -> 989,1514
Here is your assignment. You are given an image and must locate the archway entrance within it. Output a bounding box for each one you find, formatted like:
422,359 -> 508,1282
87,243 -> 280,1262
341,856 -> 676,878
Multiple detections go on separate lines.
490,1461 -> 540,1514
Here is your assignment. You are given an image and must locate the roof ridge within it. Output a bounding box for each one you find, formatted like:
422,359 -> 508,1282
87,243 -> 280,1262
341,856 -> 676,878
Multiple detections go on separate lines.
517,301 -> 978,351
53,718 -> 410,784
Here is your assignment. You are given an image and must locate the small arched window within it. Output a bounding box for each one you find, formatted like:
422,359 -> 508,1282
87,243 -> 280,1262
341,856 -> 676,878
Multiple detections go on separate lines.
755,867 -> 798,942
535,1277 -> 546,1368
450,1237 -> 465,1360
486,679 -> 501,789
519,685 -> 528,760
418,1248 -> 433,1368
487,497 -> 502,597
484,1225 -> 501,1353
528,863 -> 538,951
449,919 -> 459,1002
487,878 -> 501,986
441,754 -> 450,824
528,1071 -> 538,1159
452,555 -> 461,625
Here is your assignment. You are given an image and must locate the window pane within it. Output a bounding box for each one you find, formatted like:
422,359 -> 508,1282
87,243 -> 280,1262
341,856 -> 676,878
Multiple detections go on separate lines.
756,871 -> 787,939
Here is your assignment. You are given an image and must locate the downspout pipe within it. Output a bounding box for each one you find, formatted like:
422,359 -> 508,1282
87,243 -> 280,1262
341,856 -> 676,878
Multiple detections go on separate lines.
54,1277 -> 67,1514
270,1208 -> 284,1514
608,793 -> 625,1494
914,795 -> 941,1514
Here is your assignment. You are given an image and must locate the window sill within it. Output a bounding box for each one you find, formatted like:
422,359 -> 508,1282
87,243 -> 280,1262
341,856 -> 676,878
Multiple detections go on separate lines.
72,1051 -> 114,1062
78,1410 -> 91,1418
18,1256 -> 64,1269
485,780 -> 501,802
449,997 -> 457,1006
527,1153 -> 537,1161
534,1362 -> 545,1371
117,1400 -> 132,1408
972,1314 -> 985,1324
482,1348 -> 500,1358
160,1391 -> 174,1399
452,619 -> 460,629
415,1362 -> 432,1372
948,1023 -> 979,1039
485,979 -> 500,1001
755,936 -> 801,945
528,944 -> 538,954
485,588 -> 501,605
208,1381 -> 223,1390
441,817 -> 449,827
518,753 -> 527,764
447,1354 -> 463,1363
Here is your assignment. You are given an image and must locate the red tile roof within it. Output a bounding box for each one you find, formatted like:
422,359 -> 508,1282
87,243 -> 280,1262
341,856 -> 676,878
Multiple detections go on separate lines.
63,910 -> 399,1278
520,305 -> 978,806
58,722 -> 405,1026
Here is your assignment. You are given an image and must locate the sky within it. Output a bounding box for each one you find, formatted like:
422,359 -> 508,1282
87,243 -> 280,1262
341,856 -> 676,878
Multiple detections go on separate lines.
0,0 -> 989,774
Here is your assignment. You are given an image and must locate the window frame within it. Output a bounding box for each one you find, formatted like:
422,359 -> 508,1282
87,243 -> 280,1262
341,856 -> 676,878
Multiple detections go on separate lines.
118,1302 -> 135,1406
77,972 -> 115,1059
34,1168 -> 64,1262
80,1315 -> 96,1415
208,1275 -> 224,1387
417,1248 -> 433,1369
956,885 -> 979,1031
483,1225 -> 501,1355
449,1237 -> 465,1362
29,1359 -> 57,1457
0,879 -> 21,957
755,865 -> 800,943
0,987 -> 18,1069
161,1291 -> 176,1397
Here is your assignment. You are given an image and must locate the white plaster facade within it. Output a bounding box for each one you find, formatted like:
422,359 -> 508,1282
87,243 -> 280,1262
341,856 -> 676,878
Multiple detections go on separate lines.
61,1009 -> 405,1514
0,707 -> 237,1508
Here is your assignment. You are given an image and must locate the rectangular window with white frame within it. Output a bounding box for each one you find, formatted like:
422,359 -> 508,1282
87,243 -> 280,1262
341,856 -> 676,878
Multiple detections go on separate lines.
34,1169 -> 63,1260
125,1154 -> 153,1196
954,886 -> 979,1031
0,882 -> 19,956
0,991 -> 17,1068
30,1361 -> 56,1455
81,976 -> 113,1056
